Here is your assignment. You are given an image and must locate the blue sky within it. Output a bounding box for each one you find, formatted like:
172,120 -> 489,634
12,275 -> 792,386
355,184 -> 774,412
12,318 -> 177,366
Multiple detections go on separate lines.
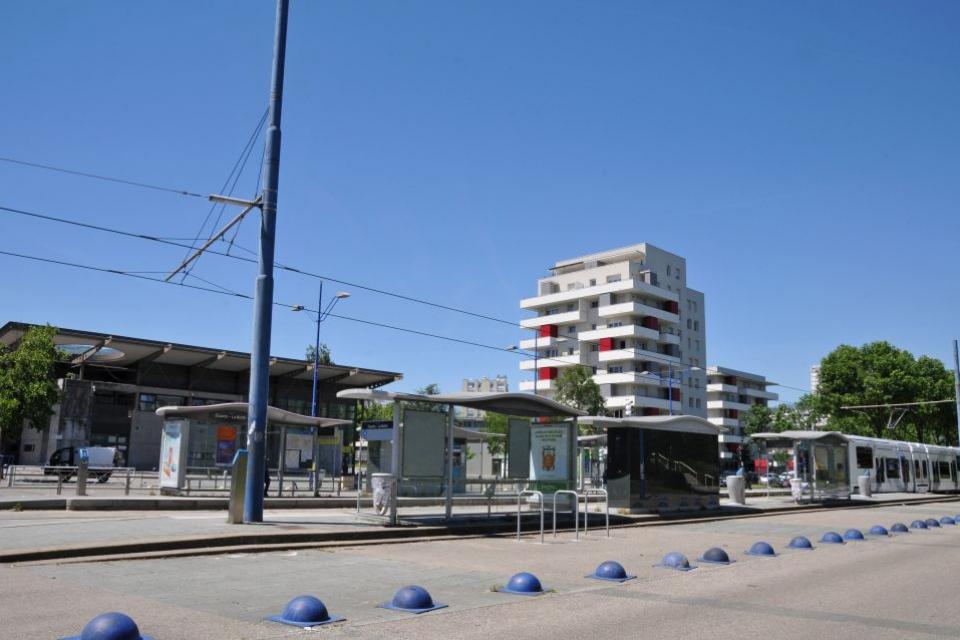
1,1 -> 958,403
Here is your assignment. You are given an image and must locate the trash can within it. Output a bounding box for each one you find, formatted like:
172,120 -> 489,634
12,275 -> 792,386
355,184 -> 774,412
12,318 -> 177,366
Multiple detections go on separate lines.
371,472 -> 394,516
726,475 -> 746,505
857,474 -> 872,498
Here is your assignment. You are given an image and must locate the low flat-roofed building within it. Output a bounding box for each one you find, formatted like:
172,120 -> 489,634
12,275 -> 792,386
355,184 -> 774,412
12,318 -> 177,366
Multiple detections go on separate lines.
0,321 -> 401,470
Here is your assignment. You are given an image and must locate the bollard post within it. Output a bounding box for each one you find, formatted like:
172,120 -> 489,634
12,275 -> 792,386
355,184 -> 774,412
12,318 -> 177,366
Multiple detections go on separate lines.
57,472 -> 63,495
124,469 -> 131,495
227,450 -> 249,524
76,452 -> 89,497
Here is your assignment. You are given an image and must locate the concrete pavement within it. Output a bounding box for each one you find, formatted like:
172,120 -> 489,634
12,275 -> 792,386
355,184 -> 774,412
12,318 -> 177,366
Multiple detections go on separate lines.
2,500 -> 958,639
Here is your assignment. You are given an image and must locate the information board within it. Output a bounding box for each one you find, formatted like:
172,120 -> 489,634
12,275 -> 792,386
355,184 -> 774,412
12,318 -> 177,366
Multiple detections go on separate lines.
507,418 -> 530,478
401,410 -> 447,478
529,423 -> 571,483
159,420 -> 187,489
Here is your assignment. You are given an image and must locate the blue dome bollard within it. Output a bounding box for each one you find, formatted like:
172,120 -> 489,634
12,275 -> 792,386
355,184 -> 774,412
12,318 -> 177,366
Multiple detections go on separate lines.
911,520 -> 928,530
698,547 -> 734,565
924,518 -> 941,528
60,612 -> 153,640
890,522 -> 909,533
788,536 -> 814,550
498,572 -> 546,596
657,551 -> 695,571
939,516 -> 956,526
843,529 -> 865,541
267,595 -> 344,628
379,585 -> 448,614
745,541 -> 777,557
820,531 -> 844,544
868,525 -> 889,536
586,560 -> 636,582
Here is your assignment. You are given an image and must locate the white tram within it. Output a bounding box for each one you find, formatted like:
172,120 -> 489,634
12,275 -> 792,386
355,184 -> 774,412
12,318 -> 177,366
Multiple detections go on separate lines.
845,435 -> 960,494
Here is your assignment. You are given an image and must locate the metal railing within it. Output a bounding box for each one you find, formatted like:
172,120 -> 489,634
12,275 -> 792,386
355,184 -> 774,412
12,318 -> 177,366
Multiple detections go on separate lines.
583,488 -> 609,537
516,490 -> 544,543
552,490 -> 580,541
4,466 -> 137,495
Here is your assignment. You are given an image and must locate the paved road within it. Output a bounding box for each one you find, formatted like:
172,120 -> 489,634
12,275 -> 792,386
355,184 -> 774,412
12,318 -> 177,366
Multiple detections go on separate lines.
2,500 -> 958,639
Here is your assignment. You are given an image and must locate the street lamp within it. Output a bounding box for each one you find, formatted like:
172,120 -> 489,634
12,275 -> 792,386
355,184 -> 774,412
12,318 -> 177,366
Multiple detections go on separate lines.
292,282 -> 349,417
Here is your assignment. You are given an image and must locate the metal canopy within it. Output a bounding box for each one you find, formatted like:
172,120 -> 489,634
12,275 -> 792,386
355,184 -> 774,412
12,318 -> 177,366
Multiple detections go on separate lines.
580,415 -> 725,436
155,402 -> 352,428
749,430 -> 848,447
337,389 -> 586,418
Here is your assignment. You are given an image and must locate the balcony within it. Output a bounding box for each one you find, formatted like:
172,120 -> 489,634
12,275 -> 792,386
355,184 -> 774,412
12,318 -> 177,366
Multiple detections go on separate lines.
520,309 -> 584,329
659,331 -> 681,345
598,348 -> 680,364
579,324 -> 659,343
597,301 -> 679,324
709,417 -> 740,429
518,336 -> 570,350
606,395 -> 674,411
743,387 -> 778,401
706,383 -> 738,394
592,371 -> 668,387
707,400 -> 753,412
520,278 -> 678,310
718,433 -> 745,443
519,353 -> 583,370
519,379 -> 556,392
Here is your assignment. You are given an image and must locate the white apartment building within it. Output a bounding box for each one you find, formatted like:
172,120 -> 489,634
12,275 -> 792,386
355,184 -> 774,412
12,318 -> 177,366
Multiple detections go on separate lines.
519,244 -> 707,418
706,365 -> 778,469
458,375 -> 509,423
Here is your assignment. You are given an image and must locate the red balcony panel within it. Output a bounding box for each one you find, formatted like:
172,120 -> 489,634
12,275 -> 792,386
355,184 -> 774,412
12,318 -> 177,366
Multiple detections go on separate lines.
729,409 -> 739,419
539,367 -> 558,381
663,300 -> 679,314
724,375 -> 736,385
539,324 -> 558,338
671,388 -> 680,401
599,337 -> 614,352
641,316 -> 660,331
643,407 -> 660,416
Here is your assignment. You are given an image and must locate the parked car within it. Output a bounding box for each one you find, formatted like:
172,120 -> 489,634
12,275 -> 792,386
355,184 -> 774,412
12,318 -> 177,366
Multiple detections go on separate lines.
43,446 -> 119,483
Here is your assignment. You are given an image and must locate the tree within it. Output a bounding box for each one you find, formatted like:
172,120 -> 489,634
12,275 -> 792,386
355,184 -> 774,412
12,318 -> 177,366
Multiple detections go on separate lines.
355,400 -> 393,423
305,343 -> 332,365
742,404 -> 772,436
482,412 -> 509,457
814,341 -> 956,443
0,325 -> 62,454
410,383 -> 443,412
554,365 -> 605,417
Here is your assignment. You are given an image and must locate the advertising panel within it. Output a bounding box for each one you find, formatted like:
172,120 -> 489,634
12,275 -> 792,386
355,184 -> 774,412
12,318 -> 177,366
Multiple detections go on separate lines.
529,423 -> 570,485
215,425 -> 237,465
159,420 -> 186,489
507,418 -> 530,478
401,410 -> 446,478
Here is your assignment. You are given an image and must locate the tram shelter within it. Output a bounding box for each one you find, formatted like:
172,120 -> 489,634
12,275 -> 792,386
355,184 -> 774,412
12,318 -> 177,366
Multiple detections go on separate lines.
750,430 -> 851,501
337,389 -> 585,525
155,403 -> 351,494
581,415 -> 723,513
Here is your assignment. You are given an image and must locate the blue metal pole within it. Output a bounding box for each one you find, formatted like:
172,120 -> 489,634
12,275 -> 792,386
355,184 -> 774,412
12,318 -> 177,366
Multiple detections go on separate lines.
668,361 -> 673,416
311,282 -> 322,417
244,0 -> 289,523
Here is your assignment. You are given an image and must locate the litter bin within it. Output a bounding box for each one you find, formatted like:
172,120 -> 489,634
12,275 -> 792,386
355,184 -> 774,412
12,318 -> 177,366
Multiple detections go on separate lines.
371,472 -> 394,516
726,475 -> 746,505
857,474 -> 872,498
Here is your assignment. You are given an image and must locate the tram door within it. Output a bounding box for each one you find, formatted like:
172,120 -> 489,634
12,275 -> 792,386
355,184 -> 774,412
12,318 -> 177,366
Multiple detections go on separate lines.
900,456 -> 912,492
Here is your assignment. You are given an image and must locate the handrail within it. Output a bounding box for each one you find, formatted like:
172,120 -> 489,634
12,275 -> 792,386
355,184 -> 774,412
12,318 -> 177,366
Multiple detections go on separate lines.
552,490 -> 580,541
517,490 -> 544,544
583,488 -> 609,538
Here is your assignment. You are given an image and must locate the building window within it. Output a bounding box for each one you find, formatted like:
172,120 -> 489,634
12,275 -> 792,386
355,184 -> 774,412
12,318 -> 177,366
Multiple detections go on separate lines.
696,398 -> 701,409
547,307 -> 559,315
590,344 -> 599,352
606,274 -> 621,283
566,303 -> 576,311
609,365 -> 623,373
666,265 -> 672,276
686,319 -> 692,329
694,320 -> 699,331
589,279 -> 596,286
567,326 -> 576,334
688,397 -> 694,407
590,300 -> 598,308
695,339 -> 700,350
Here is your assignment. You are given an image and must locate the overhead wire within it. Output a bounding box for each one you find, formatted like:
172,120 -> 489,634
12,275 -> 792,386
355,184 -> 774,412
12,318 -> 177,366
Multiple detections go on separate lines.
0,155 -> 207,198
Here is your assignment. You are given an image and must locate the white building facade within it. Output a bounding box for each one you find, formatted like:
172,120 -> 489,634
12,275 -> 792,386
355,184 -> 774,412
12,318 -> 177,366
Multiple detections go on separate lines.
519,244 -> 707,418
706,365 -> 778,470
457,375 -> 509,424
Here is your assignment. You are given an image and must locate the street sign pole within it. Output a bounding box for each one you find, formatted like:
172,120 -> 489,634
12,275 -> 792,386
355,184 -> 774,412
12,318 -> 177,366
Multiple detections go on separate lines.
244,0 -> 289,523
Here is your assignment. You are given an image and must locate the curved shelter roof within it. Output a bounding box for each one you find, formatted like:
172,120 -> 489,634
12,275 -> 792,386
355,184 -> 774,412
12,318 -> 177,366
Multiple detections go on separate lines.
337,389 -> 586,418
156,403 -> 352,428
580,415 -> 725,435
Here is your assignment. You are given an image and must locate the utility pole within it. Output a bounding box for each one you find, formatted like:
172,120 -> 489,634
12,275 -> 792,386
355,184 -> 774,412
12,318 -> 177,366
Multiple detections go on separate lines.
953,339 -> 960,447
244,0 -> 289,523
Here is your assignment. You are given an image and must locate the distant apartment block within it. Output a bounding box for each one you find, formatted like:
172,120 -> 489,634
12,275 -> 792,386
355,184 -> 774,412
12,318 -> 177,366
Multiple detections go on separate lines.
810,365 -> 821,393
706,365 -> 778,469
519,243 -> 707,418
457,375 -> 509,425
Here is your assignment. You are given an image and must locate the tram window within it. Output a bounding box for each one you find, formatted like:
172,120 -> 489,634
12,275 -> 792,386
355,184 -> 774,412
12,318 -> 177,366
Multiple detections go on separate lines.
901,457 -> 910,481
938,461 -> 950,477
952,462 -> 958,483
915,460 -> 921,479
884,458 -> 900,479
922,461 -> 928,480
933,462 -> 940,482
855,447 -> 872,469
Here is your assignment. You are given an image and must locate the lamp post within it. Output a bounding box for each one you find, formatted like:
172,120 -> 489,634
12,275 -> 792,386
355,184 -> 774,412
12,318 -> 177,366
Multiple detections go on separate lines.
291,283 -> 350,417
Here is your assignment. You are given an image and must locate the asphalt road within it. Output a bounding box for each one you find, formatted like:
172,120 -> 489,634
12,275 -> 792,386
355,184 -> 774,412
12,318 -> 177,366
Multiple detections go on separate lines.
2,500 -> 959,639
